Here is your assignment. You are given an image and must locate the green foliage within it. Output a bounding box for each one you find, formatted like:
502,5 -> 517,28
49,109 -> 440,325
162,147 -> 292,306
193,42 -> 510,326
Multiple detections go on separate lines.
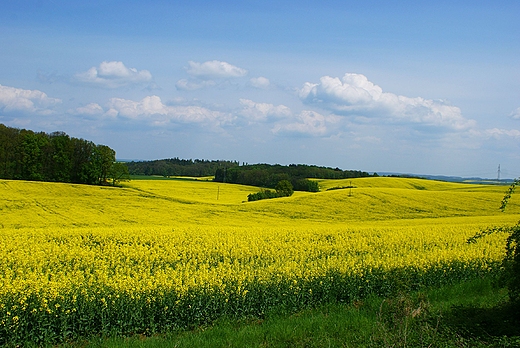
16,277 -> 519,347
0,124 -> 117,185
499,179 -> 520,304
469,224 -> 520,304
469,178 -> 520,305
292,178 -> 319,192
215,163 -> 368,192
275,180 -> 293,197
248,180 -> 294,201
128,158 -> 239,177
503,226 -> 520,303
247,189 -> 280,202
108,162 -> 130,186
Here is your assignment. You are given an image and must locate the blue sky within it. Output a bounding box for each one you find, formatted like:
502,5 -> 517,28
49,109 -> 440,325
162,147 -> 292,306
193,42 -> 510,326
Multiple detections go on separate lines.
1,1 -> 519,178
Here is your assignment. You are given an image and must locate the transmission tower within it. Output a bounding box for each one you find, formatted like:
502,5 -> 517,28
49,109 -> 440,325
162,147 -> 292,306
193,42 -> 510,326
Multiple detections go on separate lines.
498,164 -> 501,181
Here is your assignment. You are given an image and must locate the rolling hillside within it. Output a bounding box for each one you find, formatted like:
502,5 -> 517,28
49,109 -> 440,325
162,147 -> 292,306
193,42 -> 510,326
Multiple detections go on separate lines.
1,176 -> 518,345
1,177 -> 519,229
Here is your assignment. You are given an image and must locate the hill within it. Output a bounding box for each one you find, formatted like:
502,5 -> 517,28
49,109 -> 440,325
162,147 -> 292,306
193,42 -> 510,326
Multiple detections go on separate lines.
1,176 -> 519,229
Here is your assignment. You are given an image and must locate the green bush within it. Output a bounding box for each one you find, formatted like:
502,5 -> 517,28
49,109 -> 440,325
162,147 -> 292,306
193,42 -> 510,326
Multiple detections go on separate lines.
470,179 -> 520,304
500,180 -> 520,304
275,180 -> 294,197
248,181 -> 295,202
292,178 -> 319,192
502,225 -> 520,303
247,189 -> 279,202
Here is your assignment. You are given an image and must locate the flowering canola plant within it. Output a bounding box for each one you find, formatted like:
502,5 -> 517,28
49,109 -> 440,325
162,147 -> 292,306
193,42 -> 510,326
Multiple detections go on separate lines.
0,177 -> 518,345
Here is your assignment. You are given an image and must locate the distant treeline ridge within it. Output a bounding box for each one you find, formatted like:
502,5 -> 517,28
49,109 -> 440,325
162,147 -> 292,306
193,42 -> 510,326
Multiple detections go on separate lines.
126,158 -> 239,177
128,159 -> 374,191
214,163 -> 374,191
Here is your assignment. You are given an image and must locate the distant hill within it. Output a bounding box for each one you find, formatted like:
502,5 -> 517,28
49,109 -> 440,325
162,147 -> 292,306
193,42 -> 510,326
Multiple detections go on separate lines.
378,172 -> 514,184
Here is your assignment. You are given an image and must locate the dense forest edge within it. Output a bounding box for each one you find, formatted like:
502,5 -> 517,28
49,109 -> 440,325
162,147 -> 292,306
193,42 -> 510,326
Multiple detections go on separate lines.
0,124 -> 128,185
128,159 -> 376,192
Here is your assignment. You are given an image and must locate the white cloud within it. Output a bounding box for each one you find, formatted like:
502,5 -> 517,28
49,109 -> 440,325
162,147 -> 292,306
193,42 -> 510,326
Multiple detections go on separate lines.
74,61 -> 153,88
175,79 -> 216,91
186,60 -> 248,79
239,99 -> 291,122
73,103 -> 104,116
299,73 -> 475,130
250,76 -> 270,89
272,110 -> 339,136
0,84 -> 61,115
481,128 -> 520,139
105,95 -> 231,127
509,107 -> 520,120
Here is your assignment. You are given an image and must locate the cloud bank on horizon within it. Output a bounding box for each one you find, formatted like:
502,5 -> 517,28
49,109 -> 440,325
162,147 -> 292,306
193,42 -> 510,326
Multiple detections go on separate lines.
0,1 -> 518,178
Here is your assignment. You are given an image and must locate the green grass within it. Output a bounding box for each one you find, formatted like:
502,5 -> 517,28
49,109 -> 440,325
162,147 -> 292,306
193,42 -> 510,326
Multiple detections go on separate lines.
49,276 -> 520,348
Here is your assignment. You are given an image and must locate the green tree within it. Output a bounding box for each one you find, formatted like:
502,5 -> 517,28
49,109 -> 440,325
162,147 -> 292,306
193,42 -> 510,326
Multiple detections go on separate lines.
108,162 -> 130,186
0,124 -> 21,178
95,145 -> 116,184
20,131 -> 48,181
275,180 -> 294,197
71,138 -> 98,184
47,131 -> 73,182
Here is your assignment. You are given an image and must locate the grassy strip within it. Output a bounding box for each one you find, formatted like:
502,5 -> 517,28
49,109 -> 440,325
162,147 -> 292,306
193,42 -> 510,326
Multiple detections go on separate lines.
47,276 -> 519,348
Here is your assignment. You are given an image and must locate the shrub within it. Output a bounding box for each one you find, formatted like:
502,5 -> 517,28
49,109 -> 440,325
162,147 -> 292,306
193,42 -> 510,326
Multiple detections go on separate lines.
247,189 -> 279,202
500,180 -> 520,304
502,225 -> 520,303
292,178 -> 319,192
248,181 -> 295,202
275,180 -> 294,197
469,179 -> 520,304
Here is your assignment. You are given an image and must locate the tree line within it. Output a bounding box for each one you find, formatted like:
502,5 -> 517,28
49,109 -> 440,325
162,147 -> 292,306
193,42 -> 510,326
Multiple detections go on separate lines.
0,124 -> 127,185
215,163 -> 374,192
126,158 -> 239,177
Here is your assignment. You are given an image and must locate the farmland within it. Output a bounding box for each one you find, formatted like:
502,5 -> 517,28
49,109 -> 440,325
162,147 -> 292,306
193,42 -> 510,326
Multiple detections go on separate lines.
0,177 -> 519,345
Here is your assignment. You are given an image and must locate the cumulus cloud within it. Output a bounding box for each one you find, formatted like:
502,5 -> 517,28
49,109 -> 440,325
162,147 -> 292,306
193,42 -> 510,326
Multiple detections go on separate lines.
72,103 -> 105,116
105,95 -> 231,127
299,73 -> 475,130
74,61 -> 153,88
186,60 -> 248,79
0,84 -> 61,115
509,107 -> 520,120
239,99 -> 291,122
238,99 -> 338,136
250,76 -> 270,89
272,110 -> 339,136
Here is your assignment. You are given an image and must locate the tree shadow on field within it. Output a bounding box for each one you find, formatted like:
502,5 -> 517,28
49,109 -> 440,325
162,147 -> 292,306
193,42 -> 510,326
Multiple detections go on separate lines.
441,301 -> 520,342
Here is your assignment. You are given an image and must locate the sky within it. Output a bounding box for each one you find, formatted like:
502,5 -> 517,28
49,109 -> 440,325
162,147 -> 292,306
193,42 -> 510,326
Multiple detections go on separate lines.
0,1 -> 519,178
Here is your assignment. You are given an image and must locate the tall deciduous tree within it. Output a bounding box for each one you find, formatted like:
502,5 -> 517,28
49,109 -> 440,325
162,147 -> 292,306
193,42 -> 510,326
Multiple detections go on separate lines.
108,162 -> 130,186
0,123 -> 118,186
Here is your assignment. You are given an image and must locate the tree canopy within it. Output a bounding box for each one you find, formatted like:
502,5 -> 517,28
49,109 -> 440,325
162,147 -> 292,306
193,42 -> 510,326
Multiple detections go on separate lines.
126,158 -> 238,177
215,163 -> 372,192
0,123 -> 122,185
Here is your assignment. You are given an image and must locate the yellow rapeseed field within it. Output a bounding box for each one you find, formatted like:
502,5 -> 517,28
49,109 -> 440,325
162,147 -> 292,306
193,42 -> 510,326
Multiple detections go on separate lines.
0,177 -> 518,344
